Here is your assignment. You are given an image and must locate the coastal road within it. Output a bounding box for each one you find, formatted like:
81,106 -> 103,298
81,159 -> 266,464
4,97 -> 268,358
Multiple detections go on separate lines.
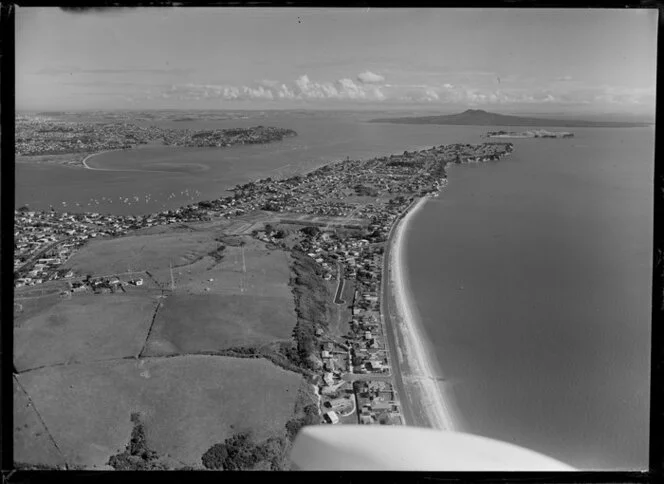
379,202 -> 419,428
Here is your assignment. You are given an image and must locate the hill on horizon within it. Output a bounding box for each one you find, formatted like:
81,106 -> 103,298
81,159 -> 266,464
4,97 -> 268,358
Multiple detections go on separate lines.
368,109 -> 652,128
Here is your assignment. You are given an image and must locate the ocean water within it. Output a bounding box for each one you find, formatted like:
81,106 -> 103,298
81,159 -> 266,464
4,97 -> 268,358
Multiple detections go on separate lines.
404,127 -> 653,470
15,112 -> 652,469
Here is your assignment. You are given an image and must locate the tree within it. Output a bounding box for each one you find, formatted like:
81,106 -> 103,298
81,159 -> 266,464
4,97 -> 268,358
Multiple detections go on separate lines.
300,226 -> 320,237
201,443 -> 228,470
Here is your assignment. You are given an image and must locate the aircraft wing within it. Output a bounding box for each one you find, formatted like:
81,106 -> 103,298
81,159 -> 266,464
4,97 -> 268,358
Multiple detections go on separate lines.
290,425 -> 575,471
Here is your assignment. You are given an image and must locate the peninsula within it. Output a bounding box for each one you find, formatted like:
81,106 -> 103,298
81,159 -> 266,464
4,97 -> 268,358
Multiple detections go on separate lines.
14,138 -> 513,470
16,116 -> 297,165
486,129 -> 574,139
369,109 -> 652,128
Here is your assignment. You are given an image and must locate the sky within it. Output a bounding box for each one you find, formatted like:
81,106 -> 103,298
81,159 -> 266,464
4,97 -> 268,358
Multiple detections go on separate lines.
16,7 -> 658,116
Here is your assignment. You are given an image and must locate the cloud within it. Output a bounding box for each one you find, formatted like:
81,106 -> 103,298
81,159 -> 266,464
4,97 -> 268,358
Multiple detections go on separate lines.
35,66 -> 193,76
258,79 -> 280,88
555,75 -> 574,82
133,75 -> 654,110
357,70 -> 385,84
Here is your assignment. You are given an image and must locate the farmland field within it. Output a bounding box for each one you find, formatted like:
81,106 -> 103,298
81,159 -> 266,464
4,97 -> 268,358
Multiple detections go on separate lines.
15,356 -> 305,468
62,230 -> 222,276
143,293 -> 295,355
14,293 -> 159,372
14,378 -> 67,469
168,239 -> 292,298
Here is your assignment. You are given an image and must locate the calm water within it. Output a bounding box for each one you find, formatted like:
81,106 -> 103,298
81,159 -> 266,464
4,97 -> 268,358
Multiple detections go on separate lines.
16,112 -> 479,214
405,127 -> 653,469
16,113 -> 652,469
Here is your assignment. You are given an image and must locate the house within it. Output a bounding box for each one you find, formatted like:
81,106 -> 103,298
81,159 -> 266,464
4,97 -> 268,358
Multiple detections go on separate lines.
324,397 -> 350,410
324,411 -> 339,425
321,350 -> 331,359
364,331 -> 372,340
367,360 -> 383,371
323,372 -> 335,387
371,399 -> 391,412
360,414 -> 373,425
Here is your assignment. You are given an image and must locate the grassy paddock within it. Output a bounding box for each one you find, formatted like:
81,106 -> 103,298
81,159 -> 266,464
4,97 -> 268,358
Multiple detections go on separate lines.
15,293 -> 158,371
144,293 -> 295,356
17,356 -> 304,468
14,378 -> 67,468
63,231 -> 220,276
168,237 -> 292,299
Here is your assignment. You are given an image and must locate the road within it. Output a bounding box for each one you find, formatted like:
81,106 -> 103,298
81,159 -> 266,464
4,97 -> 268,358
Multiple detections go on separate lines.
15,236 -> 73,275
379,200 -> 420,428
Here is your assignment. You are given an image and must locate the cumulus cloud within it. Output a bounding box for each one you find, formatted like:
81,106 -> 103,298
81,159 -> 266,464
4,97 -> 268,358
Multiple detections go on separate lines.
144,75 -> 654,110
357,70 -> 385,84
258,79 -> 280,88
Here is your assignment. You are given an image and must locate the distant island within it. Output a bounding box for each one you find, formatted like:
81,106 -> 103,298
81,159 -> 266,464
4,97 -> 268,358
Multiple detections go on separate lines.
486,129 -> 574,139
369,109 -> 652,128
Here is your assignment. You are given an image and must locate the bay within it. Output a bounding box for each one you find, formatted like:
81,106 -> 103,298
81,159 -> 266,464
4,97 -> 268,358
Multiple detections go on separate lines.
405,126 -> 653,470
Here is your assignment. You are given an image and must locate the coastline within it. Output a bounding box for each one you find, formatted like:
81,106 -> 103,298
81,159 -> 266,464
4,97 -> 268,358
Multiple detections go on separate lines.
81,148 -> 187,175
81,149 -> 126,170
385,195 -> 459,431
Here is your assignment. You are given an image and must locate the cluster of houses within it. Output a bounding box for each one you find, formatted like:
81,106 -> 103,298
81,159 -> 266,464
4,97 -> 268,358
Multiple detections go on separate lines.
15,118 -> 158,156
13,206 -> 217,288
60,275 -> 144,298
354,380 -> 402,425
16,116 -> 298,157
349,286 -> 391,375
163,126 -> 297,148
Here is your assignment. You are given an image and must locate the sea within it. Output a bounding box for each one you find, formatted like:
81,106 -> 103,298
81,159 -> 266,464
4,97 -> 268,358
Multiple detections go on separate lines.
15,111 -> 652,470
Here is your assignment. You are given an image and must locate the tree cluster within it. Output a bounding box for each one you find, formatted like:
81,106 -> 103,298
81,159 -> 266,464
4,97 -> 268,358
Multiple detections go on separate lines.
354,184 -> 379,197
107,413 -> 167,470
201,432 -> 289,471
285,404 -> 320,441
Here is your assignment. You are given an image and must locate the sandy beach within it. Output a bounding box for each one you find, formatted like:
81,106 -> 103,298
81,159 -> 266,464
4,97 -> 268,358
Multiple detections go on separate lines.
387,196 -> 459,431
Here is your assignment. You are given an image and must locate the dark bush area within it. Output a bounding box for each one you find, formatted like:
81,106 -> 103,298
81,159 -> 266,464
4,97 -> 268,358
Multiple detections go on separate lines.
300,225 -> 321,237
201,432 -> 290,471
354,184 -> 379,197
208,244 -> 226,262
285,412 -> 320,442
107,413 -> 166,470
287,249 -> 333,370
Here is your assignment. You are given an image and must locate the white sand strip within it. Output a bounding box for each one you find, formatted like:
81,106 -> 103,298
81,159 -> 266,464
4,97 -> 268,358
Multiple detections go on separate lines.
390,197 -> 459,431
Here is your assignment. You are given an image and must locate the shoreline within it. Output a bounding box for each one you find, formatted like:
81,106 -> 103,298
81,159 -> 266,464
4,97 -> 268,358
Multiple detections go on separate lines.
81,149 -> 125,170
82,148 -> 192,175
385,195 -> 460,431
